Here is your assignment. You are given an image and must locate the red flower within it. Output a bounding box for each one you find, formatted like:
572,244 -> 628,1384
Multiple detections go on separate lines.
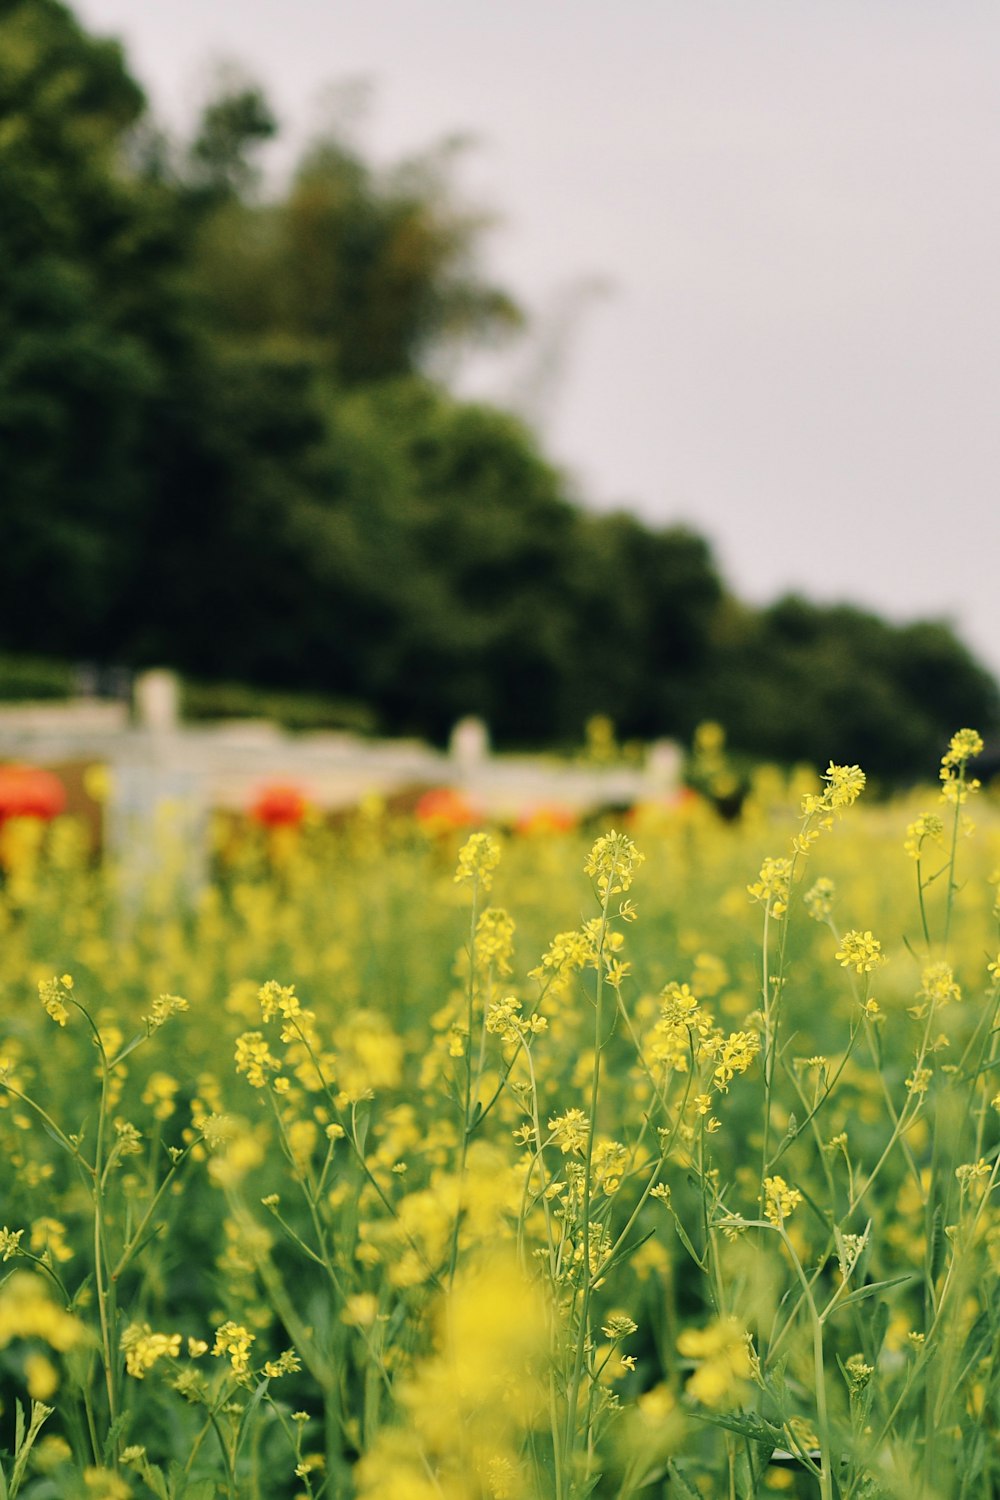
414,787 -> 478,831
0,764 -> 66,823
250,784 -> 308,828
515,804 -> 578,836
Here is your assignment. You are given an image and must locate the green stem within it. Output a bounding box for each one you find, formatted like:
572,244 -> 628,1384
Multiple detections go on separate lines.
562,871 -> 616,1492
448,875 -> 482,1283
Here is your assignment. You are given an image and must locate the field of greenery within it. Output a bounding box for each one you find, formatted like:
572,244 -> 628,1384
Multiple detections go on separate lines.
0,731 -> 998,1499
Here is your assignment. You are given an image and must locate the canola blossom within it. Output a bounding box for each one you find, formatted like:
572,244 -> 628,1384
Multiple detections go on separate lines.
0,731 -> 997,1497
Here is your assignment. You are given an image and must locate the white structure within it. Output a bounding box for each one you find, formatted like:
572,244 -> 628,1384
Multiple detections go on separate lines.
0,692 -> 683,884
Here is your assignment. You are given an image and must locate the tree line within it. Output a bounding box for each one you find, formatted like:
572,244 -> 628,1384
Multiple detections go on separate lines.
1,0 -> 997,779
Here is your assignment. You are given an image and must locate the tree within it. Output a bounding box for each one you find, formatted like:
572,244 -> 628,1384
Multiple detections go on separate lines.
2,2 -> 997,778
188,132 -> 523,383
0,0 -> 185,655
706,596 -> 1000,779
186,78 -> 277,200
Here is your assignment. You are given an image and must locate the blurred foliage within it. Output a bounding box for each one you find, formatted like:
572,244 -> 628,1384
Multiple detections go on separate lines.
0,652 -> 74,701
0,0 -> 998,777
181,677 -> 376,735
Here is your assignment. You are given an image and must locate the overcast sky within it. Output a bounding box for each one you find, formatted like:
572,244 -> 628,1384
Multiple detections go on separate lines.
75,0 -> 1000,681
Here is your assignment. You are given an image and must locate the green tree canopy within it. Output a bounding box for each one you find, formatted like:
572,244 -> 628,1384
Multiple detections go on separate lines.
188,129 -> 522,383
1,0 -> 997,776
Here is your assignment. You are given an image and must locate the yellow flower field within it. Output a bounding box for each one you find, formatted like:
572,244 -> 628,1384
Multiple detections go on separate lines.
0,733 -> 998,1499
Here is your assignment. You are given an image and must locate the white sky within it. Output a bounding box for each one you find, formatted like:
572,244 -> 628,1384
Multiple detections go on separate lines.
75,0 -> 1000,680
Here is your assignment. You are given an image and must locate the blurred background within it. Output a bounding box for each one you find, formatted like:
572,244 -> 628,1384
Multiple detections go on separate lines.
2,0 -> 999,786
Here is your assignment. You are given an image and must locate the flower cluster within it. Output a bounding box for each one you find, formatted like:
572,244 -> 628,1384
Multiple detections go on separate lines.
475,907 -> 516,977
917,961 -> 962,1009
763,1174 -> 803,1226
677,1318 -> 752,1407
940,728 -> 983,804
38,974 -> 74,1027
0,1273 -> 83,1352
121,1324 -> 182,1379
234,1031 -> 282,1089
258,980 -> 302,1023
804,876 -> 836,921
548,1108 -> 590,1155
747,856 -> 792,918
485,995 -> 546,1046
212,1320 -> 255,1374
584,830 -> 645,898
904,812 -> 944,861
454,832 -> 502,893
142,993 -> 189,1034
835,929 -> 885,974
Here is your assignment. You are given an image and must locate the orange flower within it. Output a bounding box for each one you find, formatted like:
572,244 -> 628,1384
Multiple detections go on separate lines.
414,787 -> 478,831
0,764 -> 66,823
249,783 -> 308,828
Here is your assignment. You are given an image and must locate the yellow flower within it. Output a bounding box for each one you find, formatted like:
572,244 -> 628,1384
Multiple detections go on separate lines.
25,1352 -> 59,1400
341,1293 -> 379,1328
804,877 -> 835,920
258,980 -> 301,1022
475,907 -> 516,976
547,1108 -> 590,1154
141,1071 -> 180,1121
263,1348 -> 301,1377
835,930 -> 884,974
747,856 -> 792,918
0,1227 -> 23,1261
83,1469 -> 131,1499
212,1320 -> 255,1373
584,830 -> 644,897
939,729 -> 983,803
678,1317 -> 752,1407
121,1323 -> 182,1378
234,1032 -> 282,1089
917,961 -> 961,1008
822,763 -> 866,809
712,1030 -> 760,1089
454,832 -> 501,892
142,993 -> 189,1033
904,812 -> 943,860
602,1313 -> 638,1340
941,728 -> 984,766
38,975 -> 73,1027
30,1218 -> 73,1264
764,1175 -> 803,1226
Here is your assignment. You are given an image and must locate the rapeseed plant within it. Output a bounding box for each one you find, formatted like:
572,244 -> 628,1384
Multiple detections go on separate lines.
0,735 -> 997,1495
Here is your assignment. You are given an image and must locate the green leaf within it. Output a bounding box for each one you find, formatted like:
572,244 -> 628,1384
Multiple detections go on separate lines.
667,1461 -> 709,1499
826,1273 -> 911,1315
102,1413 -> 130,1467
107,1032 -> 148,1070
629,1464 -> 668,1492
928,1203 -> 946,1282
668,1210 -> 707,1271
141,1463 -> 170,1500
861,1297 -> 891,1367
166,1468 -> 217,1500
234,1377 -> 270,1456
689,1409 -> 784,1445
39,1120 -> 77,1157
181,1482 -> 218,1500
